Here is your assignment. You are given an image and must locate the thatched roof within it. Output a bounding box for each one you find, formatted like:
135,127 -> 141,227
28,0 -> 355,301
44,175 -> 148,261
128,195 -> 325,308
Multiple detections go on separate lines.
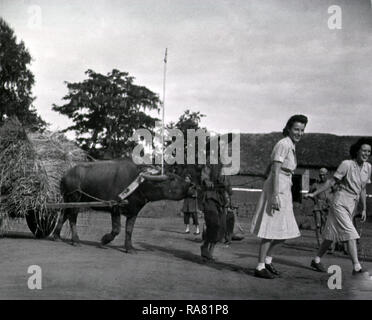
239,132 -> 371,176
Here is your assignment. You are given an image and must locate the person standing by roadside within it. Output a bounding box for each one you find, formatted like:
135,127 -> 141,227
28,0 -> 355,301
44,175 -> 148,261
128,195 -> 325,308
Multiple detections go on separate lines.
182,174 -> 200,235
309,168 -> 334,247
251,114 -> 308,279
200,158 -> 232,261
306,138 -> 371,276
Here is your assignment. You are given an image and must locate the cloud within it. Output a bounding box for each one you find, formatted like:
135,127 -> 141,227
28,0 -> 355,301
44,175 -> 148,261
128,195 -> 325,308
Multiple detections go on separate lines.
1,0 -> 372,136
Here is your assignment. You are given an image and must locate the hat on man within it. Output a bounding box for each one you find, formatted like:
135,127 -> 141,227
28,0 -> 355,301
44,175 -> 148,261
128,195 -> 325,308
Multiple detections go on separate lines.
319,168 -> 328,175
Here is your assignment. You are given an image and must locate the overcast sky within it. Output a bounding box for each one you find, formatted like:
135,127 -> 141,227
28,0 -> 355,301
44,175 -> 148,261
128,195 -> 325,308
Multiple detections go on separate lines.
1,0 -> 372,136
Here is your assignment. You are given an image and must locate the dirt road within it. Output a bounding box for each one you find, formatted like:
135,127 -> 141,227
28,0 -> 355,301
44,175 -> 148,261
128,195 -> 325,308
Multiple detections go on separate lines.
1,212 -> 372,300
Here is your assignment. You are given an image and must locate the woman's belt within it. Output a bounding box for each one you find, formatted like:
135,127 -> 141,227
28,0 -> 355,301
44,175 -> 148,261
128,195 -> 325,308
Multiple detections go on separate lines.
280,167 -> 294,176
338,187 -> 359,201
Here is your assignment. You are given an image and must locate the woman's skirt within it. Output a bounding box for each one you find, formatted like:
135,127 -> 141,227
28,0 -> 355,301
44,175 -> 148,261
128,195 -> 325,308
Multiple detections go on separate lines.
322,190 -> 360,242
250,172 -> 300,240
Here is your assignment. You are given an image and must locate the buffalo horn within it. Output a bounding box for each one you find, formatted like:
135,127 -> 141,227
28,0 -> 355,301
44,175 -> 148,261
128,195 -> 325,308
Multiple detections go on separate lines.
141,174 -> 169,181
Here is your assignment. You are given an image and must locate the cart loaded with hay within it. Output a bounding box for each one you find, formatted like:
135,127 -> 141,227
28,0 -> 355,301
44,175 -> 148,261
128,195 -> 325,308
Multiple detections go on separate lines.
0,117 -> 88,238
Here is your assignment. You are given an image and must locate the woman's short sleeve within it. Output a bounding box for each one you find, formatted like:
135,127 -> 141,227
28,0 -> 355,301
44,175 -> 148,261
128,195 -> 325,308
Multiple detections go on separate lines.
367,163 -> 371,184
271,140 -> 289,163
334,160 -> 350,181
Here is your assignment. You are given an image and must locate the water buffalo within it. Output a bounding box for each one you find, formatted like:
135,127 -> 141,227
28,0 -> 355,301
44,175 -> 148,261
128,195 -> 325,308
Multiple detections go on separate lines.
52,159 -> 191,252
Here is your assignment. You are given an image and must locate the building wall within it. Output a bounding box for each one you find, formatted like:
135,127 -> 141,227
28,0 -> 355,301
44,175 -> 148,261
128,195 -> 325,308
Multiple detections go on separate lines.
230,175 -> 265,189
231,190 -> 260,217
230,173 -> 372,218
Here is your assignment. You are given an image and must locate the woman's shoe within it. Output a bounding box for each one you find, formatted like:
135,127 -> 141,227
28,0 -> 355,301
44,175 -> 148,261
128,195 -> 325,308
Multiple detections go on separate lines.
265,263 -> 281,276
310,260 -> 326,272
254,268 -> 275,279
352,269 -> 364,276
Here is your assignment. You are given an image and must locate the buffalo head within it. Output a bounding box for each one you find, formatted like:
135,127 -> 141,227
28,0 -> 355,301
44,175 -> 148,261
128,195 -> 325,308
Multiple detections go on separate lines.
141,173 -> 192,202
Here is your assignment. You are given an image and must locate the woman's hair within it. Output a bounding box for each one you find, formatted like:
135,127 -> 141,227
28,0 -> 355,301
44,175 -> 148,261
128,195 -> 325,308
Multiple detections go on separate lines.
282,114 -> 308,137
349,137 -> 372,159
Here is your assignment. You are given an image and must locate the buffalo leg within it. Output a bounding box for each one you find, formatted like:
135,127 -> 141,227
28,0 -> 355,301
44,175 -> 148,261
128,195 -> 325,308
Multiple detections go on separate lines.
124,215 -> 137,253
51,209 -> 68,241
68,209 -> 80,246
101,210 -> 121,245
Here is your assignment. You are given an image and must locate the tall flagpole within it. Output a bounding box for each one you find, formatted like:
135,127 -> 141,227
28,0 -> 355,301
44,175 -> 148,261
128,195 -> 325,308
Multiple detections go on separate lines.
161,48 -> 168,175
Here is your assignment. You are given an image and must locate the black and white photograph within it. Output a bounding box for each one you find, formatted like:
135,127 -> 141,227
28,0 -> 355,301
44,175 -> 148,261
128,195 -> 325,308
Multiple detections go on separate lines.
1,0 -> 372,305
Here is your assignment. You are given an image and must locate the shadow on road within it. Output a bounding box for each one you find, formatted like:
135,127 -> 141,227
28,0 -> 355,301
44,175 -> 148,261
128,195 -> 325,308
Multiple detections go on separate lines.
184,238 -> 203,244
138,241 -> 256,276
298,232 -> 318,239
233,251 -> 315,272
1,231 -> 38,240
282,243 -> 317,254
44,236 -> 148,253
159,228 -> 190,235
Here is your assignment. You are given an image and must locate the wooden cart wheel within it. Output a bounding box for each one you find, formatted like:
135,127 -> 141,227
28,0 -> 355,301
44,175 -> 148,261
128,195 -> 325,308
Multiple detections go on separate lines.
26,210 -> 58,238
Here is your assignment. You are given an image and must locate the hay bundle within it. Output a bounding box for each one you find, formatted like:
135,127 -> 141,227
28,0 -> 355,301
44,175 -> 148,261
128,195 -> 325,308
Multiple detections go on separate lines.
0,117 -> 87,236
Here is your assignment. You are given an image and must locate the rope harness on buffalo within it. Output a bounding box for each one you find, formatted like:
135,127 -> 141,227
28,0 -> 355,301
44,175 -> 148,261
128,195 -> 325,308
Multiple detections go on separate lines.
62,167 -> 165,207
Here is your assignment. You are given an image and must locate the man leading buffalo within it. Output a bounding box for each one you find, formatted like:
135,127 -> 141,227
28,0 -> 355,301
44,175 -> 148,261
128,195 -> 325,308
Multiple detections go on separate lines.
200,145 -> 232,261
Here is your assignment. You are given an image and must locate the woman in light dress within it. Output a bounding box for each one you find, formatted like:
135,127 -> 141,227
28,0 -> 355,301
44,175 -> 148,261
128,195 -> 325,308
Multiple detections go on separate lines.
251,115 -> 308,279
306,138 -> 371,275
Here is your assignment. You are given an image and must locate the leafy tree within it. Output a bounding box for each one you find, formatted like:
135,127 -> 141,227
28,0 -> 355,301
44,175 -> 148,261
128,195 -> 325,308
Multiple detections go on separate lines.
0,18 -> 46,130
52,69 -> 160,158
167,109 -> 206,178
168,109 -> 205,135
